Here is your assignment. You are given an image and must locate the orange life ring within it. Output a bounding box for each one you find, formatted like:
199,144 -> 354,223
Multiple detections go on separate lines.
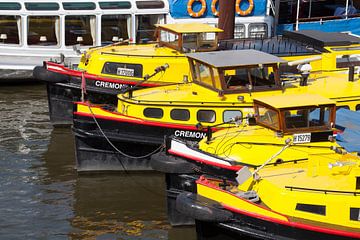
235,0 -> 254,16
211,0 -> 219,17
187,0 -> 207,18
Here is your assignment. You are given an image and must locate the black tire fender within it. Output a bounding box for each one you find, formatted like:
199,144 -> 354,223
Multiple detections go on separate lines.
151,151 -> 197,174
176,192 -> 233,222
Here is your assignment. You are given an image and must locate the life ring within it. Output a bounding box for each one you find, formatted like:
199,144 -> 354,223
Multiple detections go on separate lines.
211,0 -> 219,17
235,0 -> 254,16
187,0 -> 206,18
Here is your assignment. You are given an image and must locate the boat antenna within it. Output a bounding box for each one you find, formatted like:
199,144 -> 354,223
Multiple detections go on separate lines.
122,63 -> 169,97
236,138 -> 291,186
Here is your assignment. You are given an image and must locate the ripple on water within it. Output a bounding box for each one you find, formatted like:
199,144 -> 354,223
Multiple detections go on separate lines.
0,85 -> 196,239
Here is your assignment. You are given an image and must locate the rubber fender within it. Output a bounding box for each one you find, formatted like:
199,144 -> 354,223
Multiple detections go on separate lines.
150,151 -> 197,174
33,66 -> 69,83
176,192 -> 233,222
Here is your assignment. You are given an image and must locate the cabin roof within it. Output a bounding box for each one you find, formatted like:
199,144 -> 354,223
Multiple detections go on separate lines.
186,50 -> 286,68
283,30 -> 360,48
155,23 -> 223,33
253,94 -> 335,109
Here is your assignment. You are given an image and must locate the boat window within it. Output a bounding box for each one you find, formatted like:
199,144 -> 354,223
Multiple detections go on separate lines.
234,24 -> 245,39
350,208 -> 360,221
284,107 -> 332,130
0,2 -> 21,10
27,16 -> 59,46
195,62 -> 214,87
158,29 -> 179,48
357,104 -> 360,111
0,16 -> 20,44
143,108 -> 163,119
99,1 -> 131,9
256,105 -> 280,130
357,177 -> 360,190
248,23 -> 267,39
65,16 -> 95,46
182,32 -> 217,52
102,62 -> 143,78
136,1 -> 164,9
225,65 -> 275,91
336,105 -> 349,110
136,14 -> 164,43
25,2 -> 59,11
170,109 -> 190,121
223,110 -> 242,122
197,110 -> 216,123
63,2 -> 96,10
101,15 -> 130,45
296,203 -> 326,215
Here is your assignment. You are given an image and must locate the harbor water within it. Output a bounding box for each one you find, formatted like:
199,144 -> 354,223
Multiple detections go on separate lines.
0,84 -> 196,239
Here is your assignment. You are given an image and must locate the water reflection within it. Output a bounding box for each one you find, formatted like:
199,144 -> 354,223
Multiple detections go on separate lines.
0,84 -> 195,239
40,97 -> 196,239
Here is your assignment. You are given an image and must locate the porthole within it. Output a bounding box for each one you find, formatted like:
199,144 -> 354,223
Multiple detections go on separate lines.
171,109 -> 190,121
223,110 -> 242,122
296,203 -> 326,215
197,110 -> 216,123
143,108 -> 163,119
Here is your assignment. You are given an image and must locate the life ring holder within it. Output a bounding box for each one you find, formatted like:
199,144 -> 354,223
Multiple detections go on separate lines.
235,0 -> 254,16
211,0 -> 219,17
187,0 -> 207,18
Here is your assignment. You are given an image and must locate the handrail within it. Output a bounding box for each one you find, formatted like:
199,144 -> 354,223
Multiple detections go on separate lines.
285,186 -> 360,196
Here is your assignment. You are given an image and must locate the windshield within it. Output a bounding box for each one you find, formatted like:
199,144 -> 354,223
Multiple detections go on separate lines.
182,32 -> 217,51
224,66 -> 276,90
256,106 -> 280,130
284,107 -> 332,131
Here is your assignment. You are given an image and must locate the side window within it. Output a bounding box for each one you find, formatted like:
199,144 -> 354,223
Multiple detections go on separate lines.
0,16 -> 20,44
136,14 -> 163,43
170,109 -> 190,121
101,15 -> 130,45
65,15 -> 95,46
223,110 -> 242,122
27,16 -> 60,46
197,110 -> 216,123
143,108 -> 163,119
296,203 -> 326,215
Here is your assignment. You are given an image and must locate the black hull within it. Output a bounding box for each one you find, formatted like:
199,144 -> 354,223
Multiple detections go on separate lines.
73,113 -> 207,172
151,152 -> 238,226
195,215 -> 358,240
176,193 -> 359,240
46,81 -> 119,126
35,66 -> 128,126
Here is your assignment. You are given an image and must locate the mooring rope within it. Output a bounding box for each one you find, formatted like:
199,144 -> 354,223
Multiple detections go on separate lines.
87,104 -> 164,160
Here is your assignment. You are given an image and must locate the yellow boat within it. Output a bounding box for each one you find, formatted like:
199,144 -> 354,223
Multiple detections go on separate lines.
33,23 -> 223,125
72,48 -> 360,173
174,160 -> 360,239
172,113 -> 360,238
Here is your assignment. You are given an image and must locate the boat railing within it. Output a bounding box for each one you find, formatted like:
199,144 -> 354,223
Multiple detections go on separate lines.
219,36 -> 318,57
298,13 -> 360,22
285,186 -> 360,196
